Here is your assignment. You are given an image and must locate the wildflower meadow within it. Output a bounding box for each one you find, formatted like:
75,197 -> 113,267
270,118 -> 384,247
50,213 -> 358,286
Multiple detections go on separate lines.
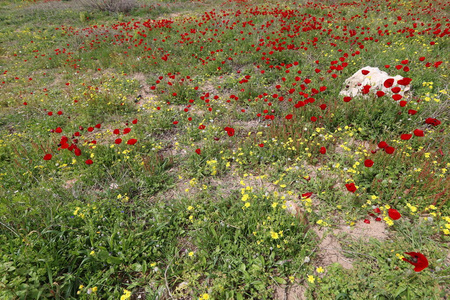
0,0 -> 449,299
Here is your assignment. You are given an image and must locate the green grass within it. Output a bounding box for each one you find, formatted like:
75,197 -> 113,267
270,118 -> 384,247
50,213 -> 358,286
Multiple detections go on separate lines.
0,0 -> 449,299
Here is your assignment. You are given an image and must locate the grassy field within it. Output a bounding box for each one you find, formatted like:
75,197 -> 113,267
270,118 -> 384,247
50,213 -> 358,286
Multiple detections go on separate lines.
0,0 -> 449,299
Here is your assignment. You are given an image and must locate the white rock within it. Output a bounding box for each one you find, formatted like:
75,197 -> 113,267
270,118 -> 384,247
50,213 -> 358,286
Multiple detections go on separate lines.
339,66 -> 411,99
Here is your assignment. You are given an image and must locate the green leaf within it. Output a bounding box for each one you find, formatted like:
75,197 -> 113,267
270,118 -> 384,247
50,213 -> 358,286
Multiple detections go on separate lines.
273,277 -> 287,285
106,256 -> 122,265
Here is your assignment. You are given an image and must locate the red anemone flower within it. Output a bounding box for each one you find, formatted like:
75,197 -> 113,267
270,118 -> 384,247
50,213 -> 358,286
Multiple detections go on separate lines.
391,87 -> 401,93
402,252 -> 429,272
302,192 -> 313,198
388,208 -> 401,220
392,94 -> 403,101
115,138 -> 122,144
319,147 -> 326,154
376,91 -> 385,97
345,183 -> 357,193
400,134 -> 412,140
195,148 -> 201,155
413,129 -> 424,137
127,138 -> 137,145
43,154 -> 52,160
384,78 -> 395,88
425,118 -> 441,126
385,146 -> 395,154
224,127 -> 235,136
85,159 -> 93,165
343,96 -> 352,102
378,141 -> 388,149
364,159 -> 374,167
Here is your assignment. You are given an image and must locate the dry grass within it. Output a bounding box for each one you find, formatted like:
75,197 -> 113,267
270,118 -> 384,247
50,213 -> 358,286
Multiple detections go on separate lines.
79,0 -> 137,13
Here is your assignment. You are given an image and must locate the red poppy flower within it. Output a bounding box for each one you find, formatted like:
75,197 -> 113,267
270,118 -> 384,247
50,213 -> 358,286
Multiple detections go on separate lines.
361,70 -> 370,75
384,78 -> 395,88
127,138 -> 137,145
85,159 -> 93,165
399,100 -> 407,107
319,104 -> 327,110
343,96 -> 352,102
224,127 -> 235,136
364,159 -> 374,167
319,147 -> 326,154
132,119 -> 138,124
198,124 -> 206,130
392,94 -> 403,101
87,127 -> 94,132
374,207 -> 381,214
113,129 -> 120,135
397,78 -> 412,85
195,148 -> 201,155
302,192 -> 313,198
310,116 -> 317,122
400,134 -> 412,140
391,87 -> 401,93
378,141 -> 388,149
402,252 -> 429,272
123,128 -> 131,134
425,118 -> 441,126
173,121 -> 179,125
419,57 -> 425,61
364,219 -> 370,224
95,123 -> 101,129
408,110 -> 417,115
362,85 -> 371,94
413,129 -> 424,137
388,208 -> 401,220
376,91 -> 385,97
55,127 -> 62,133
285,114 -> 293,120
345,183 -> 357,193
115,138 -> 122,144
43,154 -> 52,160
258,143 -> 264,147
48,111 -> 53,116
74,148 -> 82,156
385,146 -> 395,154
